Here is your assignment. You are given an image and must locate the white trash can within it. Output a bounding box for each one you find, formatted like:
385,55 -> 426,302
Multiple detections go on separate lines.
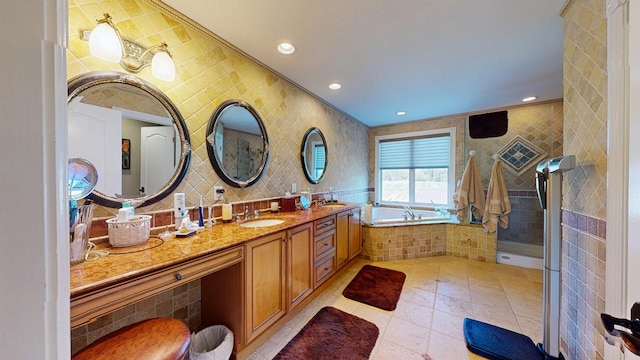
190,325 -> 234,360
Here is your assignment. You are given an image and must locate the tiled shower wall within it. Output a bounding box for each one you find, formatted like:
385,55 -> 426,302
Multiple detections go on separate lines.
67,0 -> 370,222
369,101 -> 563,249
561,0 -> 608,359
466,103 -> 563,249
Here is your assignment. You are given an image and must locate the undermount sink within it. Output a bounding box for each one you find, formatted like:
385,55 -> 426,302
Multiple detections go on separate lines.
239,219 -> 285,228
323,203 -> 346,208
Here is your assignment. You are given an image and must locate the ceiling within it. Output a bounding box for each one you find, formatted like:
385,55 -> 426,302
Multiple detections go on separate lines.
162,0 -> 565,127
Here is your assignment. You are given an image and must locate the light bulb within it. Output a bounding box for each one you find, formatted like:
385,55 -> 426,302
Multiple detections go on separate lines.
88,22 -> 122,63
277,42 -> 295,55
151,51 -> 176,82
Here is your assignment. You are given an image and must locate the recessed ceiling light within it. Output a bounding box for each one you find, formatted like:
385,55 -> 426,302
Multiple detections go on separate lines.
277,42 -> 295,55
396,111 -> 406,116
522,96 -> 537,102
329,83 -> 341,90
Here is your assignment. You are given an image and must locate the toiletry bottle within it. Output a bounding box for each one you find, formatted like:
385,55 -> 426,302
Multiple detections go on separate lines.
118,201 -> 134,222
174,193 -> 186,227
198,196 -> 204,227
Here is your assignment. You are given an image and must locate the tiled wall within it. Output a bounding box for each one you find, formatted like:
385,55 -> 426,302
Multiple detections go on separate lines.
498,192 -> 543,247
71,279 -> 201,355
368,102 -> 562,249
368,114 -> 466,192
560,0 -> 608,359
466,102 -> 564,191
362,223 -> 496,263
68,0 -> 370,223
68,0 -> 369,352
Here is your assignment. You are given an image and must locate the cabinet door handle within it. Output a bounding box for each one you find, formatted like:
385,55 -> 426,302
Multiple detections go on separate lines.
175,273 -> 182,280
283,237 -> 288,243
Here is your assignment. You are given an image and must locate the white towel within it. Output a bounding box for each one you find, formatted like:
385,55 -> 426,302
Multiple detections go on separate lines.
482,159 -> 511,233
453,155 -> 485,221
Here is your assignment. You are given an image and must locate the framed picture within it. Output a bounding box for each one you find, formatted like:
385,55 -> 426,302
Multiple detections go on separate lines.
122,139 -> 131,170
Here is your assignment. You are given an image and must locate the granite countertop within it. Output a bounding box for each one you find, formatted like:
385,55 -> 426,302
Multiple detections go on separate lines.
70,203 -> 360,298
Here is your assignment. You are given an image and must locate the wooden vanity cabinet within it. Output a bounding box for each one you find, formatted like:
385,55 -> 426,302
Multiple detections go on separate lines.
313,215 -> 337,289
71,245 -> 244,329
245,231 -> 287,343
244,223 -> 314,343
336,208 -> 362,270
286,223 -> 313,312
347,207 -> 362,260
336,211 -> 349,268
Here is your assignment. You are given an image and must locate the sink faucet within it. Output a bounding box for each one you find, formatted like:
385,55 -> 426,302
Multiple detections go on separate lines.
403,205 -> 415,220
244,206 -> 250,220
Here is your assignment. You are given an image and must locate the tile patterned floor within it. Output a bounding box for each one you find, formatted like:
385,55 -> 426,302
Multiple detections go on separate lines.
247,256 -> 543,360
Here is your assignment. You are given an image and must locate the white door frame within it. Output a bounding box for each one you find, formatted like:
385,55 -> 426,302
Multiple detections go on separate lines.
605,0 -> 636,359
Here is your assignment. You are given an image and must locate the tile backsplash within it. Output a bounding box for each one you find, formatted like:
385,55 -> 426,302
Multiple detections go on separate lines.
68,0 -> 369,221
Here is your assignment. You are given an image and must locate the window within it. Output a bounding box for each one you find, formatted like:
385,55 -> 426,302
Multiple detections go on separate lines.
375,128 -> 456,207
313,142 -> 325,179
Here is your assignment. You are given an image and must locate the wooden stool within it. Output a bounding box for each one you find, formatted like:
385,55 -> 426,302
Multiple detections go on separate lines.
72,318 -> 191,360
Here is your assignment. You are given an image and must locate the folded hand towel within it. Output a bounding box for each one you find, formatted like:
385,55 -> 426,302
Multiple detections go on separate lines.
482,159 -> 511,233
453,155 -> 485,221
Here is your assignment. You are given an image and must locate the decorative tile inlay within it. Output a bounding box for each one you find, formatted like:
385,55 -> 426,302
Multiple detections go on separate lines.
497,135 -> 546,175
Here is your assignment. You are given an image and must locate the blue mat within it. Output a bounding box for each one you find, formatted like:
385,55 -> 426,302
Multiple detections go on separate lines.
463,318 -> 542,360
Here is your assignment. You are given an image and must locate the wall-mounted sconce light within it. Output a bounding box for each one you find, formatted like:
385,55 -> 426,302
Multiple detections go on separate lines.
83,13 -> 176,82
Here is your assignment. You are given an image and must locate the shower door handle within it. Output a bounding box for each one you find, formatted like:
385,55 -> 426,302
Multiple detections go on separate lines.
535,171 -> 547,210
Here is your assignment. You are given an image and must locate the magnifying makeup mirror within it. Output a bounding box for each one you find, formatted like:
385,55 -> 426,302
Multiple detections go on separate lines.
68,157 -> 99,201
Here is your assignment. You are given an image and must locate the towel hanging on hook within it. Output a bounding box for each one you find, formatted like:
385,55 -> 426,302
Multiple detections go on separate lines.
453,154 -> 484,221
482,159 -> 511,232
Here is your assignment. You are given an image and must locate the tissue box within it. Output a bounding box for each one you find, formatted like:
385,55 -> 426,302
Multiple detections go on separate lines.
106,215 -> 152,247
281,197 -> 296,212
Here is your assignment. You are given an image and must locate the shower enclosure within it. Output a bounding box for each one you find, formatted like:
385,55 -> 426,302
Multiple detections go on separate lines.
464,104 -> 563,265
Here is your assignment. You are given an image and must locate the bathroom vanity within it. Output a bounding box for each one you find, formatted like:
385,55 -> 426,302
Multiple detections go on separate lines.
70,203 -> 362,358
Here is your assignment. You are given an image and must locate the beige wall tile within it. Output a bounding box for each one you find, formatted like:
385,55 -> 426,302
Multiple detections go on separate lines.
560,0 -> 607,359
68,0 -> 370,219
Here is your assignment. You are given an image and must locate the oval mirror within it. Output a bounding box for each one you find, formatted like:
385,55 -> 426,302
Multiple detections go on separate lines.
67,71 -> 191,208
206,100 -> 269,188
301,127 -> 327,184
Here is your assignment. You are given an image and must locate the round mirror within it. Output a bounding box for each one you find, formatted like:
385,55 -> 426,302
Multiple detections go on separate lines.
301,127 -> 327,184
67,71 -> 191,208
206,100 -> 269,188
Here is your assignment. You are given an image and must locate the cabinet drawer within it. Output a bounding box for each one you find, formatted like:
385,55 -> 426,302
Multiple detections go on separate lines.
71,245 -> 244,328
313,215 -> 336,235
314,229 -> 335,260
314,251 -> 336,288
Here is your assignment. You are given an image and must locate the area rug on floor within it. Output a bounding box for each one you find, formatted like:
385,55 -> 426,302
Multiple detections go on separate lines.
273,306 -> 379,360
342,265 -> 406,311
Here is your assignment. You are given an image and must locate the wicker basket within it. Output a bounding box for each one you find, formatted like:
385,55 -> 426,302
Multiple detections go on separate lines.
106,215 -> 152,247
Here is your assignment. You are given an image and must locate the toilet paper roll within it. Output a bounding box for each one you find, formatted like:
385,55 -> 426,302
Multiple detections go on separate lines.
364,204 -> 373,224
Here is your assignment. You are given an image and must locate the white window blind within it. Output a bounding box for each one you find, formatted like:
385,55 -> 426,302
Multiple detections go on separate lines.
314,144 -> 325,177
378,135 -> 450,169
